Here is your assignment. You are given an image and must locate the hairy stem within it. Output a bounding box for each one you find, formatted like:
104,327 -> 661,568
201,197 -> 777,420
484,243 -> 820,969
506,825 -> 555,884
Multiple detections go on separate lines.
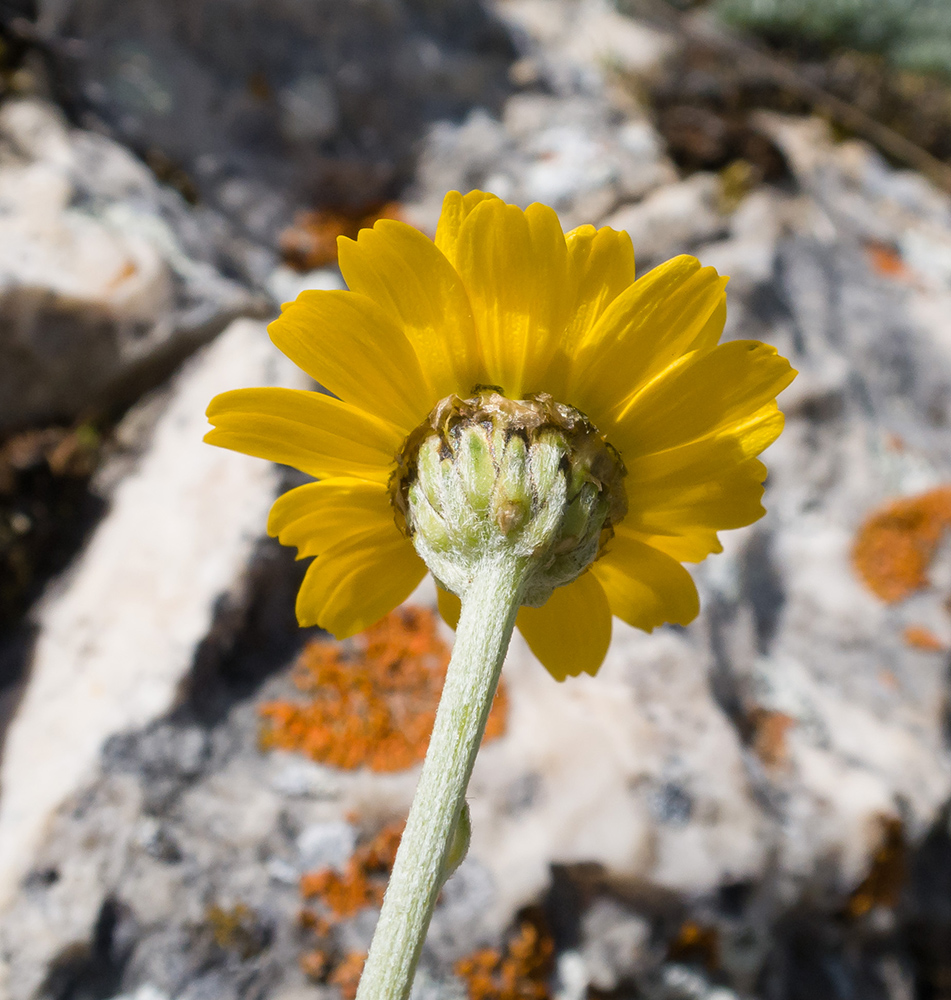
354,554 -> 526,1000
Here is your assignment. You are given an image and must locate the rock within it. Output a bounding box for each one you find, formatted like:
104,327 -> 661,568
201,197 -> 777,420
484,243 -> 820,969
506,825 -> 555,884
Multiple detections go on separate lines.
8,3 -> 951,996
408,96 -> 674,232
579,899 -> 651,991
109,986 -> 172,1000
465,624 -> 768,933
603,172 -> 728,268
495,0 -> 675,94
42,0 -> 516,240
296,821 -> 357,874
554,951 -> 589,1000
0,98 -> 261,431
426,857 -> 499,961
265,267 -> 346,308
0,316 -> 307,931
9,105 -> 951,1000
404,0 -> 676,231
644,965 -> 738,1000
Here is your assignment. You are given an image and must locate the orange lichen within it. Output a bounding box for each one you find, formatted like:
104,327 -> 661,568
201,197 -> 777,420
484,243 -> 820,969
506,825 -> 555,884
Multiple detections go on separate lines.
300,820 -> 404,920
330,951 -> 368,1000
260,606 -> 507,772
852,486 -> 951,602
280,202 -> 406,270
903,624 -> 946,652
751,709 -> 796,768
297,822 -> 402,988
847,817 -> 906,918
866,240 -> 913,281
297,908 -> 332,935
299,948 -> 330,981
300,866 -> 382,919
667,919 -> 720,971
454,917 -> 554,1000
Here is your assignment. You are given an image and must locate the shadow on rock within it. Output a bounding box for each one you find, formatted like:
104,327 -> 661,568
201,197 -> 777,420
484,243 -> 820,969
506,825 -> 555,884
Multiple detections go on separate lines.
37,0 -> 517,244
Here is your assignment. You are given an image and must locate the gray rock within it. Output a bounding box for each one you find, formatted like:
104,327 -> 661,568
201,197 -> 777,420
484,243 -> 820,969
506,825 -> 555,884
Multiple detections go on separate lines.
405,0 -> 677,232
644,965 -> 738,1000
41,0 -> 516,239
108,986 -> 171,1000
8,3 -> 951,998
0,98 -> 261,431
580,898 -> 650,991
0,316 -> 307,949
603,173 -> 729,268
426,858 -> 499,962
409,94 -> 675,231
296,821 -> 357,874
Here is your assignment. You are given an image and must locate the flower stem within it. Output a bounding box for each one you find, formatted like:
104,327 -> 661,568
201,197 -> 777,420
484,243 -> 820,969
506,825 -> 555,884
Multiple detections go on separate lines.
355,553 -> 528,1000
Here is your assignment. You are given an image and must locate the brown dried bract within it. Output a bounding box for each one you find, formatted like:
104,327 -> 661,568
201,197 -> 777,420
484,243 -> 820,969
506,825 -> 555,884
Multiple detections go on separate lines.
259,607 -> 507,772
389,390 -> 627,537
852,486 -> 951,602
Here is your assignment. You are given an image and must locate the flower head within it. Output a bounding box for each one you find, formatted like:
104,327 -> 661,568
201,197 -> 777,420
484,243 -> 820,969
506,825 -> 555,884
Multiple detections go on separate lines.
206,191 -> 795,680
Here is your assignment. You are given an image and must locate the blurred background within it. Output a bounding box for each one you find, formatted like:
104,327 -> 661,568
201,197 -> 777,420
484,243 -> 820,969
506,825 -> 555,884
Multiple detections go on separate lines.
3,0 -> 951,998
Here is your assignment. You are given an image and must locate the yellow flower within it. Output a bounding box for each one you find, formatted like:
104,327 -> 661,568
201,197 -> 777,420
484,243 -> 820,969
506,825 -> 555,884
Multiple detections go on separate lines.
205,191 -> 795,680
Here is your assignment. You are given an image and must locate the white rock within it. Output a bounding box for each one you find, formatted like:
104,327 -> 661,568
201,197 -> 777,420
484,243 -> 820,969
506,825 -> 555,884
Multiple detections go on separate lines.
465,625 -> 767,933
0,98 -> 258,430
555,950 -> 590,1000
498,0 -> 675,84
605,174 -> 727,265
108,986 -> 171,1000
408,95 -> 674,232
266,265 -> 346,306
267,750 -> 345,800
296,820 -> 358,872
0,317 -> 306,912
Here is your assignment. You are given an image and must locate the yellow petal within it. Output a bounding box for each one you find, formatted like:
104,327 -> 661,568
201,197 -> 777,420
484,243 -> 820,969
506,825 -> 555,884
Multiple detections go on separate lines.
622,405 -> 783,534
337,220 -> 484,398
449,198 -> 569,398
205,387 -> 401,482
628,403 -> 784,477
437,586 -> 462,631
618,405 -> 784,561
564,224 -> 637,341
295,529 -> 426,638
534,224 -> 637,400
434,190 -> 503,265
612,341 -> 796,456
630,529 -> 723,563
516,572 -> 612,680
267,478 -> 397,558
592,533 -> 699,631
631,460 -> 767,530
269,290 -> 432,431
568,256 -> 726,421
